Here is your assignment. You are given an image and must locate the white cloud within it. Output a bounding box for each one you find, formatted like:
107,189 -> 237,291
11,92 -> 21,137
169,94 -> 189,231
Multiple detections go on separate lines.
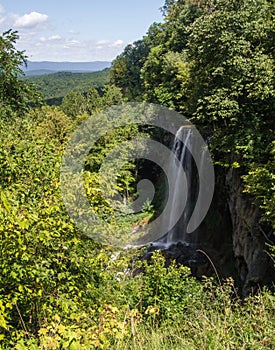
14,11 -> 48,29
69,29 -> 79,35
111,39 -> 124,48
63,39 -> 81,49
0,7 -> 125,61
48,35 -> 62,41
96,39 -> 124,50
0,4 -> 5,14
96,39 -> 124,48
96,40 -> 109,45
15,30 -> 126,62
39,35 -> 62,42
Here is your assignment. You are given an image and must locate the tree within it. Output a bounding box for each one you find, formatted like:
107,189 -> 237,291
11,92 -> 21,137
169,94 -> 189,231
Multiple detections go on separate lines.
139,1 -> 206,110
110,40 -> 149,100
101,84 -> 124,107
0,30 -> 41,118
141,47 -> 190,112
86,86 -> 102,114
187,0 -> 275,167
118,0 -> 274,230
243,141 -> 275,227
61,91 -> 87,118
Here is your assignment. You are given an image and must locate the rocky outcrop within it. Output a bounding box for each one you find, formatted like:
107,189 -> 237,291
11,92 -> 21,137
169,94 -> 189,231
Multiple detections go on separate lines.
225,168 -> 274,295
187,166 -> 274,295
139,166 -> 274,296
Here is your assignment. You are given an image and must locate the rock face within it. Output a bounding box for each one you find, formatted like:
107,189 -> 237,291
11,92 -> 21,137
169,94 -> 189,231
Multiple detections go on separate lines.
141,166 -> 274,296
187,166 -> 275,295
139,128 -> 274,295
225,168 -> 274,295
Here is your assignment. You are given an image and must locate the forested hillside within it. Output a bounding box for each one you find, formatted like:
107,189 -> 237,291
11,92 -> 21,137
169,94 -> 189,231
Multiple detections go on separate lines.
111,0 -> 275,294
24,69 -> 110,105
22,60 -> 111,76
0,0 -> 274,348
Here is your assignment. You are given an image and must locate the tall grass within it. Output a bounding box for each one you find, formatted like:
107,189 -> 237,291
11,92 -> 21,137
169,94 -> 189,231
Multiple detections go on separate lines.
119,288 -> 274,350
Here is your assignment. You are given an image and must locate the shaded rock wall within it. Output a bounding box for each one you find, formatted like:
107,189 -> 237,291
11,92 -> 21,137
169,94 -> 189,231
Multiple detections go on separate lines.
149,165 -> 274,296
185,165 -> 274,295
145,130 -> 274,295
225,168 -> 274,295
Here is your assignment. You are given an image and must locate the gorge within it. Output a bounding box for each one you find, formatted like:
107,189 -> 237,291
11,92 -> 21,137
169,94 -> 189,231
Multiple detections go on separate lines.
144,126 -> 275,296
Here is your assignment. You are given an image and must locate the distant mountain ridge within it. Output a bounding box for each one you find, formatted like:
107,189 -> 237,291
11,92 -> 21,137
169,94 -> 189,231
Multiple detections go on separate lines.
24,69 -> 110,105
22,61 -> 112,76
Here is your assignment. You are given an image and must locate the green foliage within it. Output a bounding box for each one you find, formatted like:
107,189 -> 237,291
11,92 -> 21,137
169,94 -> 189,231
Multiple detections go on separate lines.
110,0 -> 275,228
0,30 -> 42,118
86,86 -> 102,113
81,109 -> 151,230
123,289 -> 275,350
61,84 -> 123,118
185,0 -> 275,229
243,141 -> 275,227
187,0 -> 274,161
60,91 -> 87,118
24,69 -> 109,105
110,40 -> 150,100
1,2 -> 274,348
0,111 -> 110,347
1,239 -> 274,349
128,252 -> 203,322
0,106 -> 274,347
142,48 -> 190,112
0,103 -> 153,347
101,84 -> 124,107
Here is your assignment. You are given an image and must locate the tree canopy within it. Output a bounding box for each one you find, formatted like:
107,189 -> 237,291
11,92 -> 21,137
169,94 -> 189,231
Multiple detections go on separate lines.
111,0 -> 275,228
0,2 -> 274,347
0,30 -> 41,118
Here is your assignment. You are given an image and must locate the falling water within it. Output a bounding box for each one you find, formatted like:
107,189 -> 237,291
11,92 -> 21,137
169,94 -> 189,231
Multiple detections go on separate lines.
167,126 -> 192,243
160,125 -> 208,246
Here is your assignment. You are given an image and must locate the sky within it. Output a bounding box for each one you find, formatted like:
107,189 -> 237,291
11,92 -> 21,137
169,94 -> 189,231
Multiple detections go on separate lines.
0,0 -> 164,62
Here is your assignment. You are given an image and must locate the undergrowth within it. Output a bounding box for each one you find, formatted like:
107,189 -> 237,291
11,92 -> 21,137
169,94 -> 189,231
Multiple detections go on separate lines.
1,250 -> 274,349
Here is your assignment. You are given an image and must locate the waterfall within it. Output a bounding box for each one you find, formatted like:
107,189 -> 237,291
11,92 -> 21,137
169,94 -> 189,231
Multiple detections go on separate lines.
160,125 -> 208,246
167,126 -> 192,243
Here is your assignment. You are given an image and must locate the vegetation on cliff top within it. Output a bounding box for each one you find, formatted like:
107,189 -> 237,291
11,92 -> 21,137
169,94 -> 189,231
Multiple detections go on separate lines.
0,0 -> 274,348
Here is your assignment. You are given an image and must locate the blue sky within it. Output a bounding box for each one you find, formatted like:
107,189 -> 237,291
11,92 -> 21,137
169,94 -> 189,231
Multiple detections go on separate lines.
0,0 -> 164,61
